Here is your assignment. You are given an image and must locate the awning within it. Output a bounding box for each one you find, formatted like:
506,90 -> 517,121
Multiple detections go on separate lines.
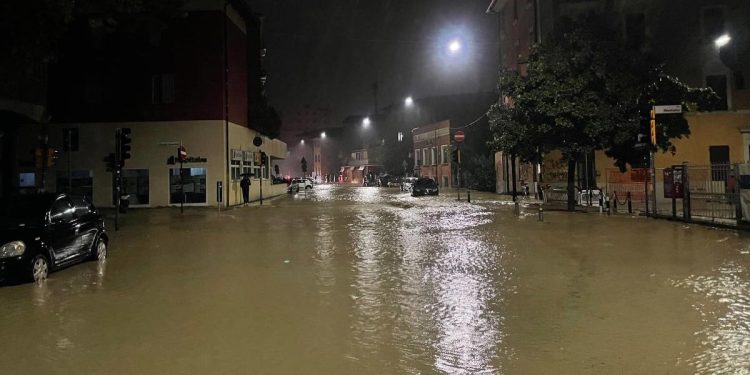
357,166 -> 365,171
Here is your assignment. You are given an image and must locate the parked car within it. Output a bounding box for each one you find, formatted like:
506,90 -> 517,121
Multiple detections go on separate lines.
411,177 -> 439,196
288,178 -> 313,193
0,193 -> 108,283
401,177 -> 418,192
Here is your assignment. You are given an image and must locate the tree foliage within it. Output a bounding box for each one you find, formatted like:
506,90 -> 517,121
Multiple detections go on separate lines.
488,17 -> 719,209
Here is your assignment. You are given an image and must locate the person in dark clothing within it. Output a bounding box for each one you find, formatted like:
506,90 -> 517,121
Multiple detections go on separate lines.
240,175 -> 251,205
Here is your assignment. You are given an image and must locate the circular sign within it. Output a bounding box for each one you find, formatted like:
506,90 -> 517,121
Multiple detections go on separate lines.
253,136 -> 263,147
454,130 -> 465,143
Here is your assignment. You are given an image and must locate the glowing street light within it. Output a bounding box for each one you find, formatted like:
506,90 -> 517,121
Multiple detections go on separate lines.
405,96 -> 414,107
448,39 -> 461,54
362,117 -> 371,128
320,132 -> 326,139
300,139 -> 305,145
715,34 -> 731,48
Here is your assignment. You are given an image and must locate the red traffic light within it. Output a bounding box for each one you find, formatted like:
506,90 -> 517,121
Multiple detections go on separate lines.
178,146 -> 188,162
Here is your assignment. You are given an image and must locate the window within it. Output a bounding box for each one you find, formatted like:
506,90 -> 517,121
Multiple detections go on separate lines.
441,145 -> 450,164
56,170 -> 93,198
231,160 -> 241,180
423,149 -> 429,166
415,149 -> 421,166
169,168 -> 207,204
50,198 -> 74,223
122,169 -> 149,205
706,75 -> 728,110
702,7 -> 725,40
624,13 -> 646,47
243,152 -> 252,176
431,148 -> 437,165
152,74 -> 175,104
709,145 -> 730,181
62,128 -> 79,152
70,196 -> 92,216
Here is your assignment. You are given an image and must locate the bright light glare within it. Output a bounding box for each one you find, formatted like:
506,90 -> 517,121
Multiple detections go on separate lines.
362,117 -> 371,128
448,40 -> 461,54
715,34 -> 731,47
300,139 -> 305,145
405,96 -> 414,106
320,132 -> 326,139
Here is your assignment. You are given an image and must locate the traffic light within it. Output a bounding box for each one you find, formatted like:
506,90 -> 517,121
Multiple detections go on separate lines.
177,145 -> 188,163
119,128 -> 132,162
261,152 -> 268,166
104,153 -> 117,172
451,148 -> 459,164
46,148 -> 59,167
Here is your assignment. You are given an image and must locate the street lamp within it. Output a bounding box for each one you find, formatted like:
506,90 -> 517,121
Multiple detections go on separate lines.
448,39 -> 461,54
405,96 -> 414,107
715,34 -> 731,48
362,117 -> 371,128
320,132 -> 326,139
300,139 -> 305,145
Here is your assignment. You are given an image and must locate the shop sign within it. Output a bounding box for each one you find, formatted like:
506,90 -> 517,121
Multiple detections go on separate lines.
231,149 -> 243,161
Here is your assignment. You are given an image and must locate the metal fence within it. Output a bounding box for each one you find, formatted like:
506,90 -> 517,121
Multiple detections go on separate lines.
605,164 -> 743,227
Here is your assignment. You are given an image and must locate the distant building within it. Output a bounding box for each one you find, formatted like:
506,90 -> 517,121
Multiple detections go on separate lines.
487,0 -> 750,195
278,106 -> 331,178
10,0 -> 287,207
412,120 -> 453,188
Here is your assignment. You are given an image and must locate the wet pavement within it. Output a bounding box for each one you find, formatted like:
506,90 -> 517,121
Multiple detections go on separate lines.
1,185 -> 750,374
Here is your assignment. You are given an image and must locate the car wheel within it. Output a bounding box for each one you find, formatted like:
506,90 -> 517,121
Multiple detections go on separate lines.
92,238 -> 107,262
305,185 -> 312,190
30,254 -> 50,282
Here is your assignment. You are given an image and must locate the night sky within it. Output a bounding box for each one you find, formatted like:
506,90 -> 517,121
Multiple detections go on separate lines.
252,0 -> 499,121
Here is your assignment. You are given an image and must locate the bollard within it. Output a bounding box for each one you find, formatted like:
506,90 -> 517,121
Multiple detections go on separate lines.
467,190 -> 471,203
599,195 -> 603,213
627,191 -> 632,214
605,195 -> 611,216
538,206 -> 544,221
514,201 -> 520,216
612,192 -> 618,213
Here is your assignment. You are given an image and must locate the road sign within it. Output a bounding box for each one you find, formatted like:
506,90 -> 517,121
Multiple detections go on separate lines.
654,105 -> 682,114
253,136 -> 263,147
454,130 -> 465,143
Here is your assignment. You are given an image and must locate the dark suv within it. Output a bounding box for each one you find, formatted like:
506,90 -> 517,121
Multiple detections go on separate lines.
411,178 -> 439,196
0,193 -> 108,283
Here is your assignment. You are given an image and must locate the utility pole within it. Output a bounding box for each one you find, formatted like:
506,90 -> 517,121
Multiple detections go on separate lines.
650,107 -> 657,217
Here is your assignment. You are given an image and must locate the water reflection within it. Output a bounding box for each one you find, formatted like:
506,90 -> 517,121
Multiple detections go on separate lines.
674,261 -> 750,373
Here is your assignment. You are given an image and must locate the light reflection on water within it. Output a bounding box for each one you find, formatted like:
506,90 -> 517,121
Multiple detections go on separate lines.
673,261 -> 750,374
346,190 -> 505,373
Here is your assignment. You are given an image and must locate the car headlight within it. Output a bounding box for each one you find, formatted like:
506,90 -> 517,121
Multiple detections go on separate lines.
0,241 -> 26,258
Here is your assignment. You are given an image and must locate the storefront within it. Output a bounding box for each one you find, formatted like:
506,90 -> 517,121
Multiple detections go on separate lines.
38,120 -> 287,208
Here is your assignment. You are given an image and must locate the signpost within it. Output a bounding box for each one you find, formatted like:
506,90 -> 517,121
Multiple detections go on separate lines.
454,130 -> 465,201
649,105 -> 682,217
253,136 -> 263,205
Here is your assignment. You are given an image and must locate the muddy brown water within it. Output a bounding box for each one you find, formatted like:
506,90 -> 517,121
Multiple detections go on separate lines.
1,186 -> 749,374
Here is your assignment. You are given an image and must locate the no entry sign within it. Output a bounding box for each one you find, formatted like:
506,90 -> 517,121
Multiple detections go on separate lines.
454,130 -> 465,143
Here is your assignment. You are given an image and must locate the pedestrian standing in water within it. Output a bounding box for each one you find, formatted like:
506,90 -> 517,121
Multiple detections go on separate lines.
240,175 -> 251,205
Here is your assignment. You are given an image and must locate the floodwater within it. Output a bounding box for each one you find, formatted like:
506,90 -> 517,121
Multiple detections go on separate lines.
1,185 -> 750,374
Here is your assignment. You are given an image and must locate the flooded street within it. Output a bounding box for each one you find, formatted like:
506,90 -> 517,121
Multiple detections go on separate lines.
1,185 -> 750,374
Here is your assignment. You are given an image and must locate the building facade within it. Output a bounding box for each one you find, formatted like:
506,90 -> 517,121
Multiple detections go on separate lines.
413,121 -> 453,188
10,0 -> 287,208
488,0 -> 750,195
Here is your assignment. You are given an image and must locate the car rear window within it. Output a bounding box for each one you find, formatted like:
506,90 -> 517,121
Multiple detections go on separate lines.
70,196 -> 93,216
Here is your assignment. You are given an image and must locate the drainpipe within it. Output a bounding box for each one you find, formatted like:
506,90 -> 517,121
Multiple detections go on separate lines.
224,0 -> 230,207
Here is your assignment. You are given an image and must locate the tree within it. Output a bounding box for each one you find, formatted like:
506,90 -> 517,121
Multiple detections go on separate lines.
488,18 -> 719,211
300,157 -> 307,176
